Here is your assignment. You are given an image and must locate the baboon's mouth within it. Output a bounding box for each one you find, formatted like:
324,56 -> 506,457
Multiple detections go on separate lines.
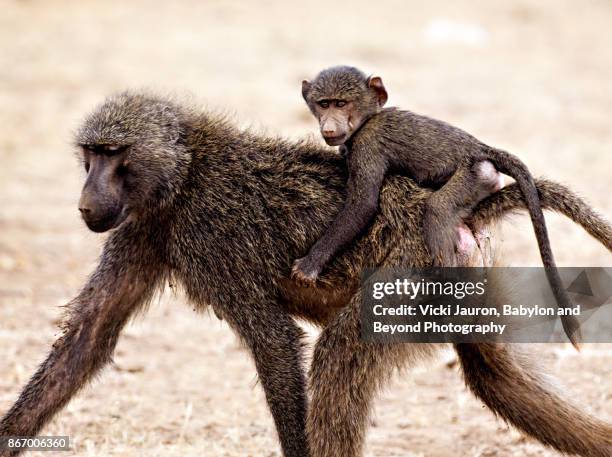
323,135 -> 346,146
82,208 -> 129,233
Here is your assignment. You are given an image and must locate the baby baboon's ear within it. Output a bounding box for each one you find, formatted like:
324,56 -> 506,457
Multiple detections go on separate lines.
301,80 -> 312,102
367,76 -> 388,107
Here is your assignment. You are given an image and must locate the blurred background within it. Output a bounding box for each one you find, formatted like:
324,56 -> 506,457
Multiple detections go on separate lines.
0,1 -> 610,455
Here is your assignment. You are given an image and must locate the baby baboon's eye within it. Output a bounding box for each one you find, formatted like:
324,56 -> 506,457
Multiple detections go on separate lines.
336,100 -> 347,108
318,100 -> 330,109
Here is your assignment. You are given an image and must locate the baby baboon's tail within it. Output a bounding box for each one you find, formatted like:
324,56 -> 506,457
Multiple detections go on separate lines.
455,343 -> 612,457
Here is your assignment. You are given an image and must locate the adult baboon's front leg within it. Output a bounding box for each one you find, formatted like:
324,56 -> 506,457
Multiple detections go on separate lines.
0,244 -> 158,456
221,300 -> 309,457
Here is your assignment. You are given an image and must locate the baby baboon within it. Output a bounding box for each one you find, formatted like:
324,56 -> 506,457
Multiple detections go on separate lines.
1,92 -> 611,457
295,65 -> 581,347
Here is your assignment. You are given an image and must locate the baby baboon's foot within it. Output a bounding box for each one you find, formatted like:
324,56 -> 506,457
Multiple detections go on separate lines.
425,222 -> 459,267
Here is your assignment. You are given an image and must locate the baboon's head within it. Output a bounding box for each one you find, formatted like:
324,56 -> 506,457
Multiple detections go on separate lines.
75,92 -> 190,232
302,65 -> 388,146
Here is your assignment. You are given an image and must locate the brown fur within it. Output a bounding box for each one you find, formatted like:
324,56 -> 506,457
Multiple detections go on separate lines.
297,65 -> 582,347
456,343 -> 612,457
1,92 -> 611,457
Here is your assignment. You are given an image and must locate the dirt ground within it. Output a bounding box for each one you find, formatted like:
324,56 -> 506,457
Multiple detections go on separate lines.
1,1 -> 611,456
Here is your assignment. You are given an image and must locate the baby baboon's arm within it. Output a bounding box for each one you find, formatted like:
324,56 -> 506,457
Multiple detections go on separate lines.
292,152 -> 388,285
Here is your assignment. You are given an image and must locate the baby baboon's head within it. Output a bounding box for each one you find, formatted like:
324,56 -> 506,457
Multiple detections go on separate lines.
302,66 -> 388,146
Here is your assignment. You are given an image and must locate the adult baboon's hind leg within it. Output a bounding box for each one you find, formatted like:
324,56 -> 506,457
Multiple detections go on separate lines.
307,241 -> 446,457
307,290 -> 439,457
307,230 -> 493,457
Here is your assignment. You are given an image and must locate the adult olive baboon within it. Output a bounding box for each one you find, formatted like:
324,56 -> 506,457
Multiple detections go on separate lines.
1,92 -> 611,457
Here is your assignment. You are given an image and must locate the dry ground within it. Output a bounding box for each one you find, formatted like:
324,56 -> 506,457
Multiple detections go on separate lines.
0,1 -> 611,456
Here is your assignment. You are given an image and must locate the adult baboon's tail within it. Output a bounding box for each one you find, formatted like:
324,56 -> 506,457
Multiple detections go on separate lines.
455,343 -> 612,457
470,178 -> 612,252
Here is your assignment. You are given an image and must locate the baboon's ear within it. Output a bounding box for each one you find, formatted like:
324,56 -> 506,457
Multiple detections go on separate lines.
161,106 -> 180,143
301,80 -> 312,102
367,76 -> 388,107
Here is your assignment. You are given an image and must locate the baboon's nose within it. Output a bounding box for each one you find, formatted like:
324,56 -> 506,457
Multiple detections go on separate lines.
323,129 -> 336,137
78,192 -> 95,216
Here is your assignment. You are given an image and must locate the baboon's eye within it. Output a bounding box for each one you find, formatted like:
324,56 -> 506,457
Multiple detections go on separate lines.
336,100 -> 347,108
104,145 -> 129,156
318,100 -> 330,109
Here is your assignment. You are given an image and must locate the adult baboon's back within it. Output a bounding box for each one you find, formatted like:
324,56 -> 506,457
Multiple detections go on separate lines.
1,92 -> 611,457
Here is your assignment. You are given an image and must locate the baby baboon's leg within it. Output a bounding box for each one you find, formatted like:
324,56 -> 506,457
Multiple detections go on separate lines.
221,300 -> 309,457
425,160 -> 501,266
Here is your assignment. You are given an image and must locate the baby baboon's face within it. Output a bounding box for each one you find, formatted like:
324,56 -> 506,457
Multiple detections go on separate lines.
309,97 -> 356,146
302,66 -> 388,146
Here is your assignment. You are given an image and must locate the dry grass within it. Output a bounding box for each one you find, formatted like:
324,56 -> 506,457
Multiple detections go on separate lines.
0,0 -> 611,455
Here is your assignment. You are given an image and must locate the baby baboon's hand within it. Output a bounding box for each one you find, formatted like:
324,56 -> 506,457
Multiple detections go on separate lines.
291,256 -> 321,286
